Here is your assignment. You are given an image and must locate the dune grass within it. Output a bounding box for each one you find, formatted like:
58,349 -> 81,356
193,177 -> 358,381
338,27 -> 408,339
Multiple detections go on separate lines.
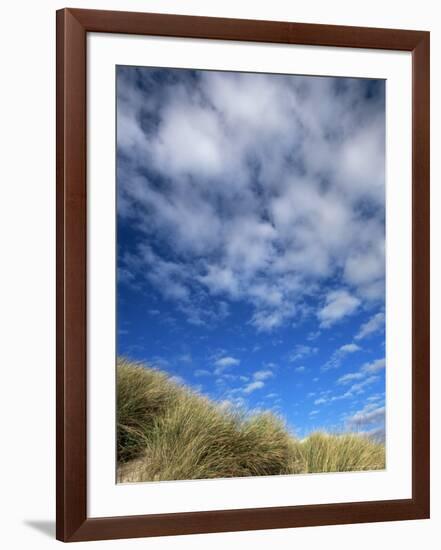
117,358 -> 385,483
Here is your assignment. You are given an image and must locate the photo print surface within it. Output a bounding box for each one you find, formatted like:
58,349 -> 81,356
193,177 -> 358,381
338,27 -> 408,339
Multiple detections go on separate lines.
116,66 -> 386,483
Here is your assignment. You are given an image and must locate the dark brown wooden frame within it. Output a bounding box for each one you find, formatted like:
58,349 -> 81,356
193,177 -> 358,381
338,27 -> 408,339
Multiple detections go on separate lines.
56,7 -> 430,542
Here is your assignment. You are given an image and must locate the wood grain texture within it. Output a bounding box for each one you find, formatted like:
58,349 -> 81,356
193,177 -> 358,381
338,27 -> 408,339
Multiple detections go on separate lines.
411,33 -> 430,518
56,8 -> 430,542
69,8 -> 425,50
56,8 -> 87,542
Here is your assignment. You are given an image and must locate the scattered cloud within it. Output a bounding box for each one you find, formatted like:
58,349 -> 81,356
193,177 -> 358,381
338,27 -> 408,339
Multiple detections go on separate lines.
337,372 -> 364,384
289,344 -> 318,362
117,68 -> 385,331
234,366 -> 277,396
318,290 -> 361,328
346,404 -> 385,430
265,392 -> 279,399
339,343 -> 361,354
322,341 -> 361,371
212,355 -> 241,376
253,369 -> 274,381
243,380 -> 265,395
316,373 -> 379,406
214,356 -> 240,368
117,67 -> 386,437
194,369 -> 211,377
367,393 -> 384,402
355,312 -> 385,340
218,397 -> 246,410
346,375 -> 379,395
314,397 -> 327,405
338,357 -> 385,384
362,357 -> 386,374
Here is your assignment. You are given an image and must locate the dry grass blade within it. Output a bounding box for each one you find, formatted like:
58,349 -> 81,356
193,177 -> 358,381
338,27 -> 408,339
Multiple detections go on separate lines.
117,359 -> 385,482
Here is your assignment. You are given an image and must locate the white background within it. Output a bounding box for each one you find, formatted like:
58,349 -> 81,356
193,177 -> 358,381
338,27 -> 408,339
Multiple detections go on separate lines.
0,0 -> 438,548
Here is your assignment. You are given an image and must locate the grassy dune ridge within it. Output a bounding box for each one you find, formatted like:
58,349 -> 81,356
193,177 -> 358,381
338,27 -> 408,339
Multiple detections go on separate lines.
117,358 -> 385,483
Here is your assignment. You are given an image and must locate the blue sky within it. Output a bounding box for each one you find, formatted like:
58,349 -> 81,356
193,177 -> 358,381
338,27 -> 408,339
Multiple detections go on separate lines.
116,66 -> 386,440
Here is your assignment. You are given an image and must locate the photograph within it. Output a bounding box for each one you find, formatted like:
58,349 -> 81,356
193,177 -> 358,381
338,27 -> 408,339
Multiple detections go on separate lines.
48,5 -> 429,542
0,0 -> 433,544
116,66 -> 387,484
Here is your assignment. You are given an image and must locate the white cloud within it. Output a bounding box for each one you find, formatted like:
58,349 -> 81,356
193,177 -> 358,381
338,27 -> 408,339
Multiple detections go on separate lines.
344,246 -> 384,287
265,392 -> 279,399
250,309 -> 289,332
253,369 -> 274,381
347,375 -> 379,395
295,366 -> 306,373
194,369 -> 211,377
150,101 -> 225,179
321,371 -> 380,404
346,404 -> 385,429
127,245 -> 190,301
355,312 -> 385,340
214,356 -> 240,368
117,68 -> 385,331
243,380 -> 265,395
235,367 -> 276,395
213,356 -> 240,375
218,396 -> 246,410
362,358 -> 386,374
314,397 -> 327,405
338,357 -> 385,384
367,393 -> 384,402
339,343 -> 361,354
322,341 -> 361,371
289,344 -> 318,362
318,290 -> 361,328
337,372 -> 364,384
337,115 -> 385,204
197,265 -> 240,297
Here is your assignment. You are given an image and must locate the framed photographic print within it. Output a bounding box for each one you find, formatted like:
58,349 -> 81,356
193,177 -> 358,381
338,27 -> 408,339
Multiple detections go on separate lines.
56,8 -> 430,542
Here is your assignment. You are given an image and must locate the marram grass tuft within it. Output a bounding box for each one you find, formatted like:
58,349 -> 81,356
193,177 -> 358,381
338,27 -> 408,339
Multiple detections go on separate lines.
117,359 -> 385,483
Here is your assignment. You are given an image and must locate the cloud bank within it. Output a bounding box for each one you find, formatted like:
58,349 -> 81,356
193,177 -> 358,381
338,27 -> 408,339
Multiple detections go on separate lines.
117,67 -> 385,333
